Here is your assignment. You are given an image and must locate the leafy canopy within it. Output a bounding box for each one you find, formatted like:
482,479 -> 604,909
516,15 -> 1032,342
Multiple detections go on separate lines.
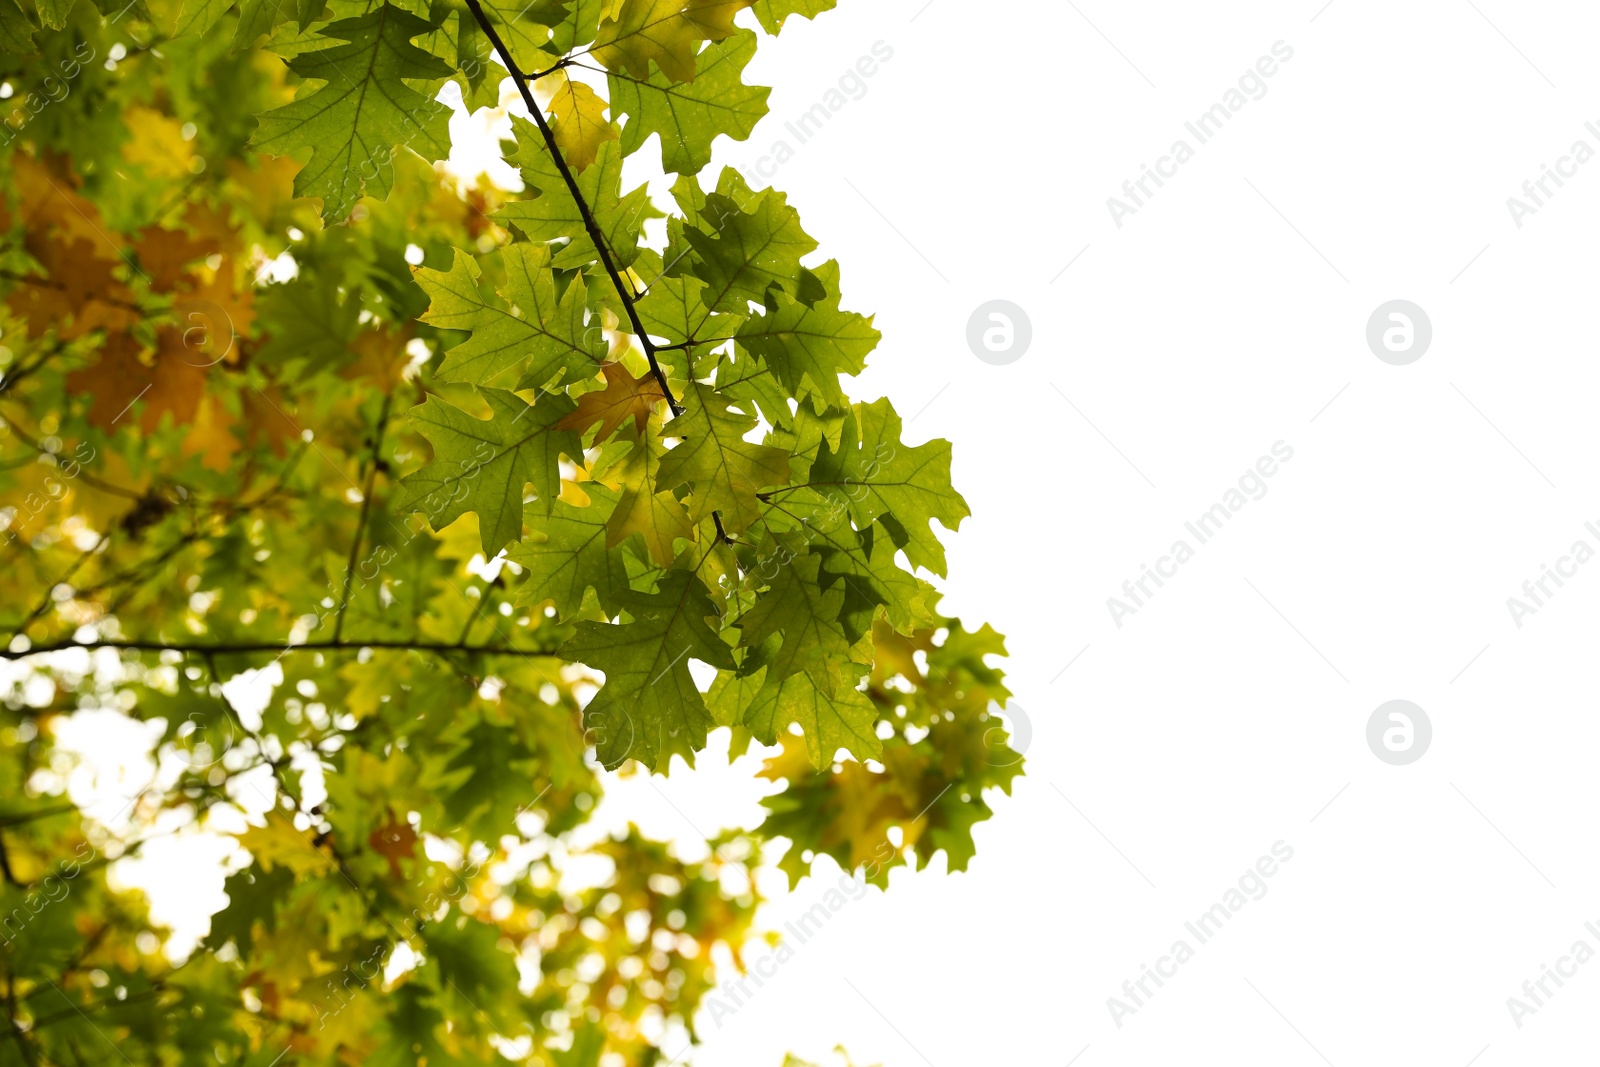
0,0 -> 1019,1064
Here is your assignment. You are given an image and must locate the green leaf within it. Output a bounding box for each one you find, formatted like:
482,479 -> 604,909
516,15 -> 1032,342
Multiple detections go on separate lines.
255,275 -> 362,372
35,0 -> 74,30
561,569 -> 734,770
397,386 -> 581,554
745,665 -> 880,768
439,720 -> 542,838
552,1024 -> 608,1067
467,0 -> 568,69
657,380 -> 790,533
496,120 -> 653,270
171,0 -> 232,37
634,248 -> 744,347
370,986 -> 455,1067
546,0 -> 602,53
816,522 -> 935,639
417,245 -> 605,388
609,28 -> 769,175
751,0 -> 836,33
804,398 -> 969,575
738,552 -> 854,694
508,483 -> 630,618
88,0 -> 151,17
591,0 -> 749,83
251,4 -> 453,222
0,0 -> 36,55
604,429 -> 696,566
926,792 -> 989,872
706,661 -> 767,728
735,259 -> 877,412
678,172 -> 819,315
203,865 -> 293,954
425,915 -> 521,1032
233,0 -> 286,48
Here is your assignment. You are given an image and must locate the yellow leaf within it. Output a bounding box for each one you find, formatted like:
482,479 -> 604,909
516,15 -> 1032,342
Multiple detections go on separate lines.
252,892 -> 334,992
133,224 -> 214,291
341,323 -> 412,391
184,393 -> 239,472
225,154 -> 306,228
239,815 -> 334,876
593,0 -> 751,83
121,106 -> 194,179
557,361 -> 664,443
68,328 -> 210,433
367,809 -> 418,880
1,155 -> 122,253
434,512 -> 484,561
548,75 -> 618,172
305,983 -> 381,1057
605,435 -> 692,565
5,234 -> 139,340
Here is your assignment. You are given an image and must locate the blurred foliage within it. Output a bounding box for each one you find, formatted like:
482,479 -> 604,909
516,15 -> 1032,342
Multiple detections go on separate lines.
0,0 -> 1019,1063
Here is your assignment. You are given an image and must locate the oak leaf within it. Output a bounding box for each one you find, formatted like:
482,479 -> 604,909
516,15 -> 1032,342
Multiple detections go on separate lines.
592,0 -> 750,83
557,361 -> 664,443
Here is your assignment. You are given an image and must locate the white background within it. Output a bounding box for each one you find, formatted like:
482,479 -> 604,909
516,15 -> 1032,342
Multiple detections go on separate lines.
88,1 -> 1600,1064
639,1 -> 1600,1065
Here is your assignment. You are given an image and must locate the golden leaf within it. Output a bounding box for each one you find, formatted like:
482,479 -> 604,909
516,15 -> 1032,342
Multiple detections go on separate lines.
133,223 -> 214,291
341,324 -> 412,391
68,328 -> 210,432
367,810 -> 418,880
547,75 -> 618,172
556,361 -> 664,442
604,436 -> 693,565
225,154 -> 305,229
1,155 -> 122,253
239,816 -> 335,876
120,105 -> 194,179
5,235 -> 139,339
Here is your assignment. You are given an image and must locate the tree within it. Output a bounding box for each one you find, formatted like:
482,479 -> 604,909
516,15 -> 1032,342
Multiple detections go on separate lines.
0,0 -> 1021,1062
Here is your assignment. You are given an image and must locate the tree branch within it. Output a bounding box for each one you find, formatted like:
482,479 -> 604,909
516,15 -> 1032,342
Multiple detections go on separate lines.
0,639 -> 561,661
0,831 -> 22,887
333,392 -> 393,642
462,0 -> 684,416
0,413 -> 143,502
0,269 -> 146,314
0,803 -> 79,829
7,531 -> 107,644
